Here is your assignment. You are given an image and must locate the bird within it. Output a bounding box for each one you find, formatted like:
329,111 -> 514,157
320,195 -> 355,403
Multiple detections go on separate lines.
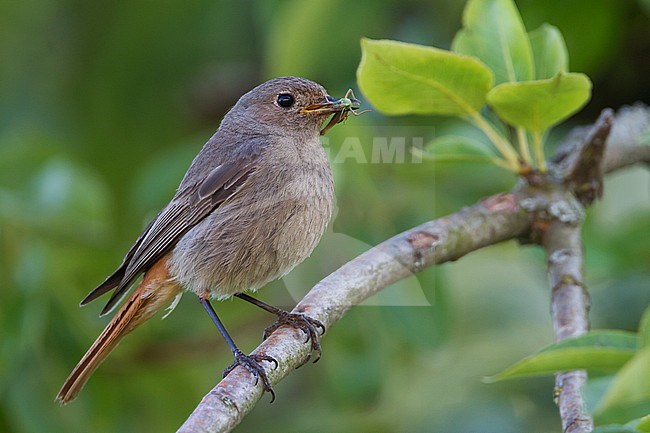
56,76 -> 361,404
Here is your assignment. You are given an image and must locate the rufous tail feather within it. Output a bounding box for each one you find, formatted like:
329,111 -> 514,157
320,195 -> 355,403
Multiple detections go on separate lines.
56,254 -> 181,405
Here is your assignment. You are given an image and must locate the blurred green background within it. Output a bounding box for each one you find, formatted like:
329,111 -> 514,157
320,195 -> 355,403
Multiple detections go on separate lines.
1,1 -> 649,432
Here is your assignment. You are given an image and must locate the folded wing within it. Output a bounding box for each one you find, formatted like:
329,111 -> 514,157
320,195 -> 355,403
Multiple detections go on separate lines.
80,159 -> 257,315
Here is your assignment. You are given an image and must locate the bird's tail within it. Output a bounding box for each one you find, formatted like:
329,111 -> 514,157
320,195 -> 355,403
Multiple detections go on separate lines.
56,254 -> 181,405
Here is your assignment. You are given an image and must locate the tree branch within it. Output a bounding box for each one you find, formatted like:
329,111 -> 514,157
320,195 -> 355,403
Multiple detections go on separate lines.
555,103 -> 650,174
561,108 -> 613,205
544,197 -> 592,433
603,104 -> 650,173
539,106 -> 620,433
178,105 -> 650,433
177,193 -> 530,433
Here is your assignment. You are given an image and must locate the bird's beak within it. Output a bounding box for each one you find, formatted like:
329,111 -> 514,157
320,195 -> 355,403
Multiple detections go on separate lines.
300,94 -> 361,115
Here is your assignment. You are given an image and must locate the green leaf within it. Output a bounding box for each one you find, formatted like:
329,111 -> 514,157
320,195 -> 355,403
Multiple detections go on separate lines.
487,331 -> 637,382
357,38 -> 494,116
621,415 -> 650,432
486,72 -> 592,132
633,415 -> 650,432
538,332 -> 638,353
596,348 -> 650,424
452,0 -> 534,84
415,135 -> 505,166
528,24 -> 568,79
425,135 -> 494,154
591,426 -> 640,433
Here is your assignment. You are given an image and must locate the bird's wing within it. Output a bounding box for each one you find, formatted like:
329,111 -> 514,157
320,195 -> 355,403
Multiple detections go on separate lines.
80,159 -> 257,316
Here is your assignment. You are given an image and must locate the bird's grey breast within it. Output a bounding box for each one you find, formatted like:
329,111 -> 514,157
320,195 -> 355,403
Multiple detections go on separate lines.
169,134 -> 334,298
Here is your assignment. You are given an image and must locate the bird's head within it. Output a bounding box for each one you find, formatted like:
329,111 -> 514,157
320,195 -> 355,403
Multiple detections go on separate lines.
228,76 -> 361,136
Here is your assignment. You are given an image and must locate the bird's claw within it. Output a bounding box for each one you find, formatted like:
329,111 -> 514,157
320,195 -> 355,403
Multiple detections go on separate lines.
263,312 -> 325,363
223,349 -> 277,402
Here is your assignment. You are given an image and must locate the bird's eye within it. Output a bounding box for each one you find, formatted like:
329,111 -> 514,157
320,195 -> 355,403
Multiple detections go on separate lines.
276,93 -> 295,108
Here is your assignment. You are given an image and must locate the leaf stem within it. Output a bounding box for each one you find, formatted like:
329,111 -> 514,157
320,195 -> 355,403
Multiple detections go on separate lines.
533,131 -> 546,172
487,157 -> 513,170
468,111 -> 521,171
516,127 -> 533,168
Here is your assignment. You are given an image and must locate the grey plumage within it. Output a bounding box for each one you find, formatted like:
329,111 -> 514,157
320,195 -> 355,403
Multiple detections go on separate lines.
81,76 -> 335,312
170,124 -> 334,298
58,76 -> 348,404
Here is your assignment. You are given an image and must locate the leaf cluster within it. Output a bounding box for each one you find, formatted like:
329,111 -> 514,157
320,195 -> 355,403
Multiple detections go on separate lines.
357,0 -> 592,173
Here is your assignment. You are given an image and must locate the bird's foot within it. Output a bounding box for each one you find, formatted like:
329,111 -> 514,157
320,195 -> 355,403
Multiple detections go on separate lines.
223,349 -> 278,402
263,311 -> 325,363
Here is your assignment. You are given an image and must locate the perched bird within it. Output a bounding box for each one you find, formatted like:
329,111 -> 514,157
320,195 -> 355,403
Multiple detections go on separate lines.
56,76 -> 361,404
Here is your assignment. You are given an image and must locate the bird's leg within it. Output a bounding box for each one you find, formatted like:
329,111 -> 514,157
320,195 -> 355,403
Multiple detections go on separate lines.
198,296 -> 278,402
234,293 -> 325,363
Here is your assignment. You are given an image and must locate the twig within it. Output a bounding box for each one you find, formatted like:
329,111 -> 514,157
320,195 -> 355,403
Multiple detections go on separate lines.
603,104 -> 650,173
562,109 -> 613,205
539,106 -> 616,433
544,206 -> 592,433
554,103 -> 650,174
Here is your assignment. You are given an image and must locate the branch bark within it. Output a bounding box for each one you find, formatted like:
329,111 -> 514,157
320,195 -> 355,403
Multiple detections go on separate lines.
178,105 -> 650,433
545,215 -> 592,433
537,108 -> 616,433
561,108 -> 613,205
